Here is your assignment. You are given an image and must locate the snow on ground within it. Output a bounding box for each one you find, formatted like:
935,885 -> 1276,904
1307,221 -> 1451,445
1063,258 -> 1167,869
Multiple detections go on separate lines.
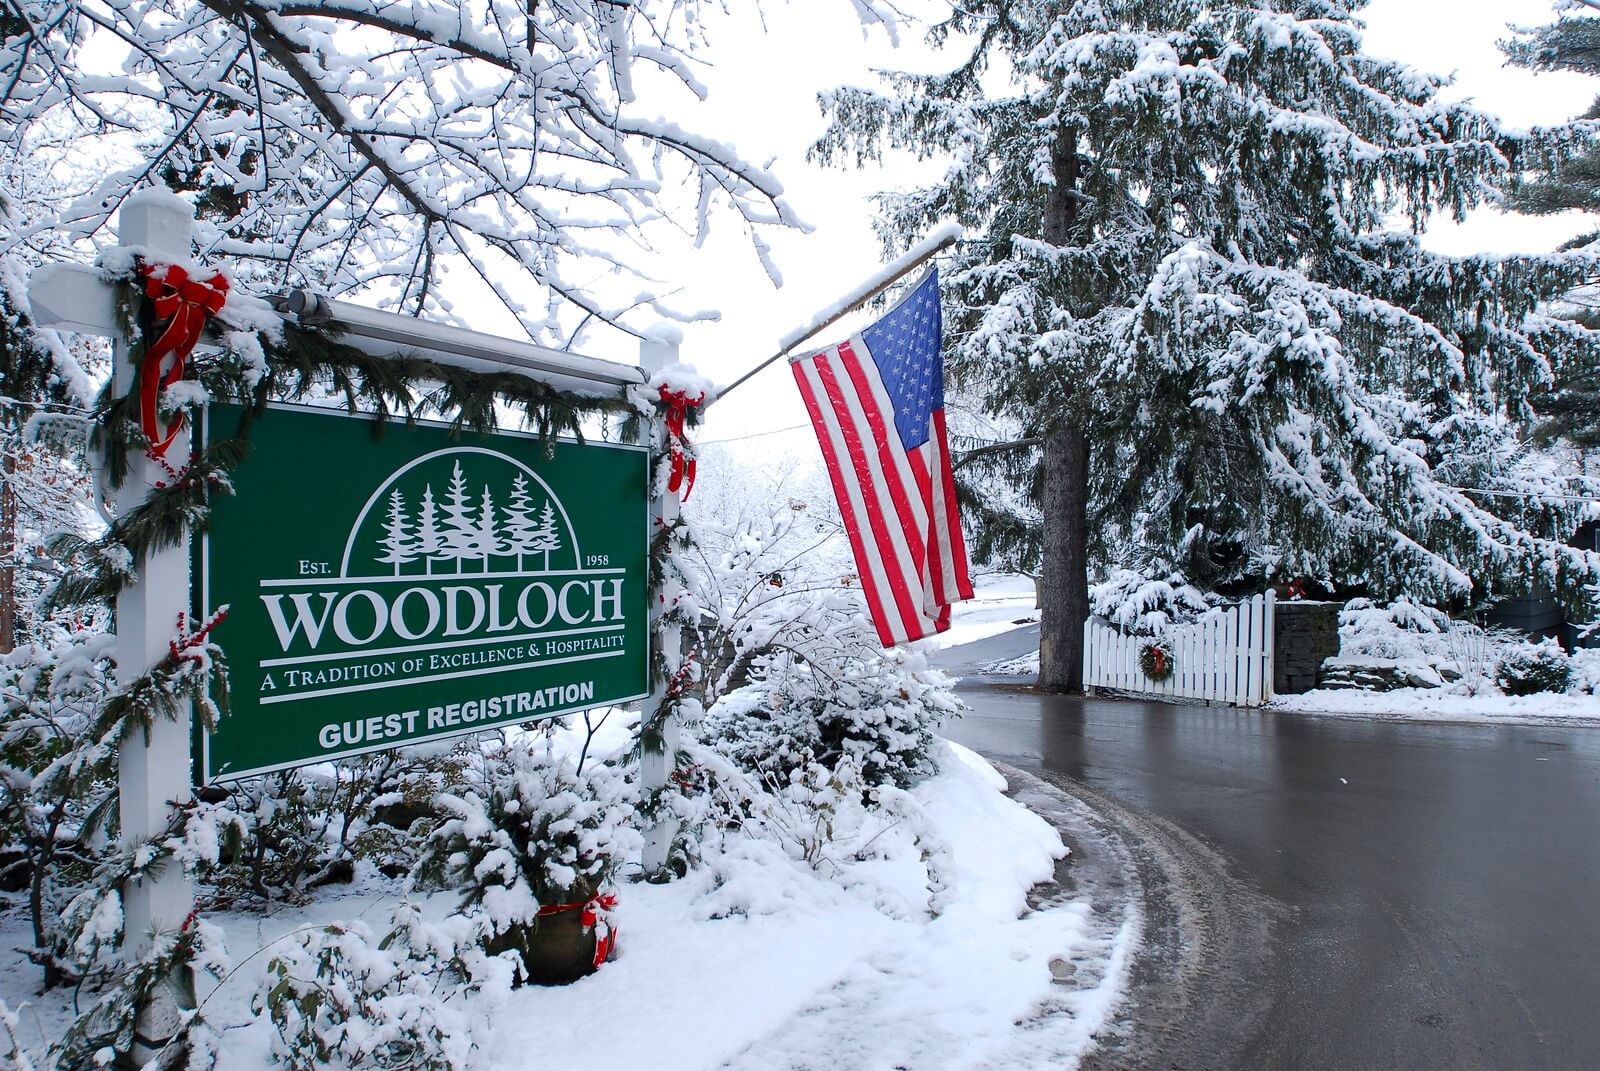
984,652 -> 1042,676
931,573 -> 1038,650
1270,688 -> 1600,727
0,741 -> 1134,1071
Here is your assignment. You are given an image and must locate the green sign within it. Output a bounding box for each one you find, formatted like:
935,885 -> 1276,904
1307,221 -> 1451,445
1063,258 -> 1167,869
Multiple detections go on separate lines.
196,402 -> 649,782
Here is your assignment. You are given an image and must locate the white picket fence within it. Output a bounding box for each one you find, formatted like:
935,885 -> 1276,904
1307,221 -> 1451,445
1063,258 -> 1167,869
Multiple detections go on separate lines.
1082,591 -> 1276,707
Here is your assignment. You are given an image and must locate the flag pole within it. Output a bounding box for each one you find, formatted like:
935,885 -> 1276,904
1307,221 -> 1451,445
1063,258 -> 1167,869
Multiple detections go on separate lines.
710,224 -> 962,406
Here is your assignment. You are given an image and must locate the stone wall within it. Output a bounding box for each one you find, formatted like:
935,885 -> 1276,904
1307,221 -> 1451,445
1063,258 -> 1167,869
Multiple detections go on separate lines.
1274,601 -> 1341,695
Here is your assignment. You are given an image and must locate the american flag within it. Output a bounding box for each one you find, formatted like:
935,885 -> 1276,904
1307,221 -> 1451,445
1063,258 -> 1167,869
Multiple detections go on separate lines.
791,268 -> 973,646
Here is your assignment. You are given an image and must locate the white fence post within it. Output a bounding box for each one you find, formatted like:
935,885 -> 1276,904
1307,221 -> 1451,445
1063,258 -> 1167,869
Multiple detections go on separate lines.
115,195 -> 199,1058
639,337 -> 681,877
1264,589 -> 1277,702
1081,625 -> 1092,693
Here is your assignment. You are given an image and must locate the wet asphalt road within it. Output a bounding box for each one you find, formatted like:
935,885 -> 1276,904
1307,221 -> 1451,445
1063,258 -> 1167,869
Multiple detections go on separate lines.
936,628 -> 1600,1070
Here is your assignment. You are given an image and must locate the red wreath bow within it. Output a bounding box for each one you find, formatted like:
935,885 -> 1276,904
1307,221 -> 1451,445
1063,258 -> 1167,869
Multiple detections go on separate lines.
656,386 -> 704,502
537,891 -> 620,970
137,262 -> 229,459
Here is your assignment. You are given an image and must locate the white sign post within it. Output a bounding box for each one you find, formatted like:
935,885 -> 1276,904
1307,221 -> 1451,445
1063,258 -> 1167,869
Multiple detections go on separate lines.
638,338 -> 683,876
112,198 -> 200,1057
31,193 -> 199,1060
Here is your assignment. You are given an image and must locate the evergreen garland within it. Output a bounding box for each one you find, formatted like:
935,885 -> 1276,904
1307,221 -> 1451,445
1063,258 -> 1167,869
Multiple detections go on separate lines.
97,608 -> 230,745
61,262 -> 645,617
53,915 -> 210,1071
104,270 -> 636,487
643,492 -> 701,759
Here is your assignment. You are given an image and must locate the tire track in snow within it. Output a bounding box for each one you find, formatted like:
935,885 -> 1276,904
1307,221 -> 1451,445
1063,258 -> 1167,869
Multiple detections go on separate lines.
1019,766 -> 1283,1071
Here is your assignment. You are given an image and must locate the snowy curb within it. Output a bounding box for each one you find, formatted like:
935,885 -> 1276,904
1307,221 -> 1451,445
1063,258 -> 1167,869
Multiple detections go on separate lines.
1270,689 -> 1600,728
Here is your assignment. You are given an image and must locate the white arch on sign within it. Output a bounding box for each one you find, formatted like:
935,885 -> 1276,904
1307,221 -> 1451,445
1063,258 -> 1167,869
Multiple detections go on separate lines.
338,445 -> 583,578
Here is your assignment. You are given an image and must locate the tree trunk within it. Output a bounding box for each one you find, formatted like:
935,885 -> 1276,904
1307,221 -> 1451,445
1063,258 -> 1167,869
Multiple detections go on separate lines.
1036,124 -> 1090,693
1039,421 -> 1089,692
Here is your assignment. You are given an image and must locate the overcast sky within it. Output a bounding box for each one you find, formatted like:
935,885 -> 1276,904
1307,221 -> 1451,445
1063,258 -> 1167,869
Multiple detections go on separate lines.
585,2 -> 1600,453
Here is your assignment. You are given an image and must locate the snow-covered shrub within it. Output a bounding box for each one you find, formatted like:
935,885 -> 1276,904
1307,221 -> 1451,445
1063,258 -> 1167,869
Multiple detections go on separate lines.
1496,641 -> 1573,697
1336,598 -> 1452,662
261,911 -> 479,1071
1569,647 -> 1600,695
414,736 -> 637,981
682,650 -> 959,914
1442,621 -> 1497,696
1089,568 -> 1217,636
1331,598 -> 1568,697
209,747 -> 466,906
0,630 -> 119,987
1331,599 -> 1500,692
663,741 -> 955,918
677,457 -> 875,710
703,649 -> 959,791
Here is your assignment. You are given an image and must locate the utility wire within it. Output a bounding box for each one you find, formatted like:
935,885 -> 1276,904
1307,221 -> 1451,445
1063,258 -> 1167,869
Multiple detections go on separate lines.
697,422 -> 812,445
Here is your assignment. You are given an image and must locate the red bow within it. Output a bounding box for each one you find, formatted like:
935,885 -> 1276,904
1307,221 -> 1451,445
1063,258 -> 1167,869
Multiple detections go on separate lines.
137,262 -> 229,459
537,891 -> 620,970
656,386 -> 704,501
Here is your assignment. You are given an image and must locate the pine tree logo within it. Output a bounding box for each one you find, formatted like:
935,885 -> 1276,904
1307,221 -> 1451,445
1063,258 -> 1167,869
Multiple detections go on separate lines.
376,489 -> 417,575
341,449 -> 578,578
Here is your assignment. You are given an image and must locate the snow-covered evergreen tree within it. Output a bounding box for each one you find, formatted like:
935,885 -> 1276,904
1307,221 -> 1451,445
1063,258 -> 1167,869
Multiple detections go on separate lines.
1504,8 -> 1600,448
0,0 -> 900,343
376,490 -> 417,576
415,485 -> 444,576
500,475 -> 539,571
438,464 -> 478,575
816,0 -> 1600,689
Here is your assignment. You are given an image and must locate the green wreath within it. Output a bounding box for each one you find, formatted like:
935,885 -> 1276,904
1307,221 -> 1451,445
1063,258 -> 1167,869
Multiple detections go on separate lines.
1140,640 -> 1174,682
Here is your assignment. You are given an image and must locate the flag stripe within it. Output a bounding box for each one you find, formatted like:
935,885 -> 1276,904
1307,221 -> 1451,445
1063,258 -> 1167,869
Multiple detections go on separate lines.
913,440 -> 947,610
932,408 -> 974,599
791,358 -> 905,646
845,336 -> 961,627
812,349 -> 927,640
840,339 -> 931,543
837,339 -> 936,621
928,433 -> 957,604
